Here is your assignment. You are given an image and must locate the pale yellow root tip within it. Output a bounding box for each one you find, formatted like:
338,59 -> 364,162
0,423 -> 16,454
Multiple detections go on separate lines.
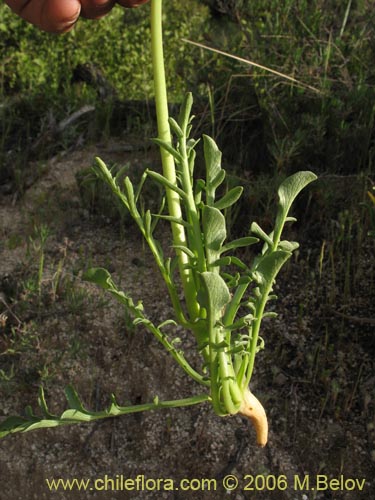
239,389 -> 268,447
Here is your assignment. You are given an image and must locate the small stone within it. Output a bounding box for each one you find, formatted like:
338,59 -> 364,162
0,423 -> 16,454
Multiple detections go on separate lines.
274,372 -> 288,386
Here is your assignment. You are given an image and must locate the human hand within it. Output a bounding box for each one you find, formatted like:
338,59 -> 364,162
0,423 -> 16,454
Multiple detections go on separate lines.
4,0 -> 149,33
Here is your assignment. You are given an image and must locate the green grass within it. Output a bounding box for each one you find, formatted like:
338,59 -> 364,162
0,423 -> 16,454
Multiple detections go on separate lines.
195,0 -> 375,177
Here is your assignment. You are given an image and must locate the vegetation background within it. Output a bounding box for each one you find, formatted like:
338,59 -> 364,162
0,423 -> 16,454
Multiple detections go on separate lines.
0,0 -> 375,498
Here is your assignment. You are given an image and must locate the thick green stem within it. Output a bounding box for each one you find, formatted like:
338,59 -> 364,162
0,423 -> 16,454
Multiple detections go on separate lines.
150,0 -> 198,318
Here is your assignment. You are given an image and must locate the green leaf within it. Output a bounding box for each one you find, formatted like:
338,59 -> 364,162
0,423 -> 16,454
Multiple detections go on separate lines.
38,387 -> 54,418
168,117 -> 184,138
195,179 -> 205,200
133,317 -> 149,326
212,256 -> 231,267
143,210 -> 152,236
187,138 -> 200,152
110,289 -> 144,313
252,251 -> 292,288
278,171 -> 317,217
65,385 -> 86,412
229,256 -> 248,270
199,272 -> 231,324
153,214 -> 191,228
221,236 -> 259,254
123,177 -> 137,214
150,197 -> 166,233
250,222 -> 274,247
146,170 -> 187,200
202,206 -> 227,267
212,256 -> 247,271
274,171 -> 317,247
214,186 -> 243,210
278,240 -> 299,252
83,267 -> 113,290
84,268 -> 144,316
114,164 -> 130,184
171,245 -> 196,259
203,135 -> 225,205
178,92 -> 194,133
94,157 -> 115,187
157,319 -> 178,329
135,171 -> 148,204
152,138 -> 183,163
188,148 -> 197,178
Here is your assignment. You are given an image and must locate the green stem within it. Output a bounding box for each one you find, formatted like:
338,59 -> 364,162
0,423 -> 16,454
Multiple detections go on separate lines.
179,138 -> 206,277
243,293 -> 268,390
142,318 -> 210,387
109,393 -> 210,416
223,282 -> 249,326
0,393 -> 211,438
151,0 -> 198,319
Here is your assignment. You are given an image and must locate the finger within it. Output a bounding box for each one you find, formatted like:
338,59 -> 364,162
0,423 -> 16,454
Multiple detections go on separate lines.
80,0 -> 149,19
117,0 -> 149,7
79,0 -> 116,19
4,0 -> 81,33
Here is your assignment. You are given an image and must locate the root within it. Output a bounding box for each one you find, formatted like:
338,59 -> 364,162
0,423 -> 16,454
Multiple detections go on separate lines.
239,389 -> 268,447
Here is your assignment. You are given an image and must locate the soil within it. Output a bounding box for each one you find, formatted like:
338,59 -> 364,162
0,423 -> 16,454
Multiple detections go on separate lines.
0,143 -> 374,500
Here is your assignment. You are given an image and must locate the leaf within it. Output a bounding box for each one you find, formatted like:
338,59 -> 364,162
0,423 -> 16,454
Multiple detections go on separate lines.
203,135 -> 225,205
202,206 -> 227,267
221,236 -> 259,254
83,267 -> 113,290
84,268 -> 144,316
133,317 -> 150,326
250,222 -> 274,247
212,256 -> 231,267
178,92 -> 194,133
146,170 -> 187,200
65,385 -> 87,412
166,256 -> 179,277
187,138 -> 200,152
188,148 -> 197,178
263,312 -> 278,318
94,157 -> 115,187
135,171 -> 148,203
274,171 -> 317,246
278,171 -> 317,216
152,138 -> 183,163
123,177 -> 137,214
110,289 -> 144,313
150,197 -> 166,233
229,256 -> 248,270
213,186 -> 243,210
157,319 -> 178,329
278,240 -> 299,252
153,214 -> 191,228
252,251 -> 292,288
168,117 -> 184,138
143,210 -> 152,236
171,245 -> 196,259
114,164 -> 130,184
199,272 -> 231,324
194,178 -> 205,204
212,256 -> 248,271
38,387 -> 55,418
